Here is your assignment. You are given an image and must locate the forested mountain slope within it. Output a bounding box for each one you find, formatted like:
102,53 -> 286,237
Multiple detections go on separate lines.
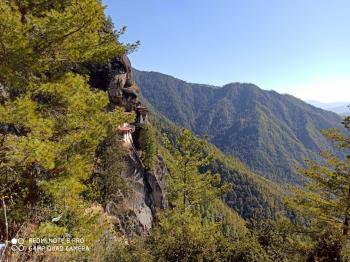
148,107 -> 289,220
135,69 -> 345,184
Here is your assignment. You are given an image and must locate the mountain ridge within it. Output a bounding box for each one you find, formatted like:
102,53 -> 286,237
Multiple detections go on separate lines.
134,68 -> 346,184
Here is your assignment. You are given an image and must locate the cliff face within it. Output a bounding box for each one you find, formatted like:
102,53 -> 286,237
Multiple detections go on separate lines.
88,55 -> 140,112
89,55 -> 167,237
105,150 -> 167,238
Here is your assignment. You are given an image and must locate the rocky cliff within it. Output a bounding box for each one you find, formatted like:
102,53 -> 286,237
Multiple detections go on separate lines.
88,55 -> 140,112
88,55 -> 167,238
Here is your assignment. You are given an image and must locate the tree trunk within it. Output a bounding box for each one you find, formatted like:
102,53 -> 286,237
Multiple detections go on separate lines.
2,198 -> 8,242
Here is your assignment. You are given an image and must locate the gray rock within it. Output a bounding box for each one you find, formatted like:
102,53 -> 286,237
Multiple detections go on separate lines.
105,148 -> 166,237
89,54 -> 167,237
88,54 -> 140,112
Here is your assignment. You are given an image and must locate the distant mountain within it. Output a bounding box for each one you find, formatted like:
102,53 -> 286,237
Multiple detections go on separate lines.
307,100 -> 350,116
135,69 -> 345,184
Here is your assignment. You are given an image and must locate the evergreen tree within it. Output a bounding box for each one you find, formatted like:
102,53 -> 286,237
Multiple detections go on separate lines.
146,129 -> 270,262
0,0 -> 134,255
0,0 -> 137,89
138,123 -> 157,170
286,119 -> 350,260
164,129 -> 228,211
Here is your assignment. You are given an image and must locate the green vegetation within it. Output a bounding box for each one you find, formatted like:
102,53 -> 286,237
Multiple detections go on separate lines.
149,128 -> 269,261
0,1 -> 272,260
0,0 -> 133,259
109,129 -> 271,262
162,129 -> 227,210
135,69 -> 345,184
284,118 -> 350,261
149,110 -> 291,220
87,132 -> 130,205
242,118 -> 350,261
138,123 -> 158,170
0,0 -> 135,90
1,1 -> 349,261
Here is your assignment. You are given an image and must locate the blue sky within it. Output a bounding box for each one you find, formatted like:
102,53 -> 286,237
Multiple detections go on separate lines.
103,0 -> 350,102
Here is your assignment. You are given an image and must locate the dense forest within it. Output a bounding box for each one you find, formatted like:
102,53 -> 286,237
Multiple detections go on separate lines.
148,110 -> 289,221
135,69 -> 346,184
0,1 -> 349,261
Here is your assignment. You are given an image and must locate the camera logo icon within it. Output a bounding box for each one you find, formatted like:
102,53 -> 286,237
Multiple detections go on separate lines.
10,238 -> 25,252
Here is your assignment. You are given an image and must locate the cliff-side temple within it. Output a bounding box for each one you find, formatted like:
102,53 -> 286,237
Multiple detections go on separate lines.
136,105 -> 149,124
88,55 -> 166,238
118,123 -> 136,145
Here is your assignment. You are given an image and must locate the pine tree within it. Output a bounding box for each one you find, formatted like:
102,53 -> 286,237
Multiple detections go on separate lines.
0,0 -> 137,89
146,129 -> 270,262
286,119 -> 350,260
164,129 -> 231,210
0,0 -> 134,252
138,123 -> 157,170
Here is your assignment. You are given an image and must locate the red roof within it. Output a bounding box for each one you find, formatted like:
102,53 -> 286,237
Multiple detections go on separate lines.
118,125 -> 135,133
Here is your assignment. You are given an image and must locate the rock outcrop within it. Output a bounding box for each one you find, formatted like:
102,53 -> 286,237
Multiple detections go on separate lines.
88,55 -> 140,112
105,149 -> 167,238
145,155 -> 167,214
88,55 -> 167,237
